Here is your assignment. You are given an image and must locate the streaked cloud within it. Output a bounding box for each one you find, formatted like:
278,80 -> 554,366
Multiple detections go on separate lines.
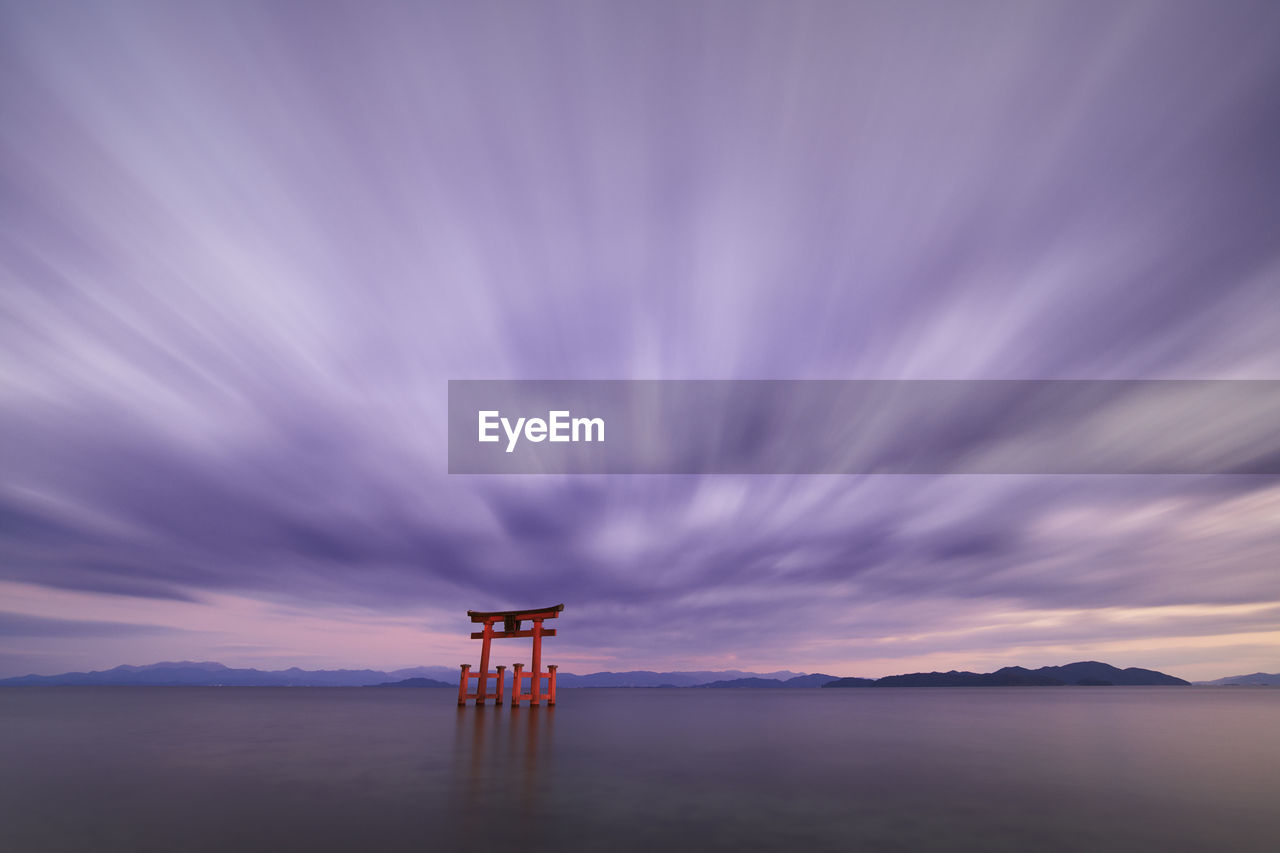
2,1 -> 1278,679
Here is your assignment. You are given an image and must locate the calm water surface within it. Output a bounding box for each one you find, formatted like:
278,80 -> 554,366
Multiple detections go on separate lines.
1,687 -> 1276,851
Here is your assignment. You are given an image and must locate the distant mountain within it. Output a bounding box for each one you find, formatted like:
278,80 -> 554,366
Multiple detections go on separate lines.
822,676 -> 877,688
698,677 -> 781,688
782,673 -> 841,687
1030,661 -> 1187,686
823,661 -> 1188,688
0,661 -> 405,687
382,666 -> 469,682
871,669 -> 1063,687
1196,672 -> 1280,686
375,677 -> 453,688
699,673 -> 840,688
552,669 -> 805,688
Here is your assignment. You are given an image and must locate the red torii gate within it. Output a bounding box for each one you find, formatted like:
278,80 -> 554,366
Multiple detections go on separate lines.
458,603 -> 563,707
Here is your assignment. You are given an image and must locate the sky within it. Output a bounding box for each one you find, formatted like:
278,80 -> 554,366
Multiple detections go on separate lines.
2,1 -> 1279,681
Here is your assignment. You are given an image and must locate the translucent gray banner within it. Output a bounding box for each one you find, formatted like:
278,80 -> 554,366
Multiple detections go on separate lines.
447,380 -> 1280,475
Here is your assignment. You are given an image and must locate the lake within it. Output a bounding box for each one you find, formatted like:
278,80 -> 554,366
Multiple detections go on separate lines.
1,686 -> 1276,851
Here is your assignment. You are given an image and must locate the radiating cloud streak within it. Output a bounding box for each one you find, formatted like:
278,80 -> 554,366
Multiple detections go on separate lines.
2,1 -> 1278,678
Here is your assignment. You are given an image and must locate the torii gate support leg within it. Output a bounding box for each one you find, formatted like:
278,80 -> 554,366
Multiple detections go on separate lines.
457,664 -> 470,706
476,620 -> 494,705
531,619 -> 543,706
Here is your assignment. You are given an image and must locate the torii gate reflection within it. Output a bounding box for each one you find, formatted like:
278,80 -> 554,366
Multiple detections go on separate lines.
458,604 -> 563,707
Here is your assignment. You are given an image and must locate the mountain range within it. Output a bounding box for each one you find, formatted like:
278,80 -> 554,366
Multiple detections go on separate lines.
0,661 -> 807,688
824,661 -> 1189,687
0,661 -> 444,687
1194,672 -> 1280,686
695,673 -> 840,688
0,660 -> 1226,688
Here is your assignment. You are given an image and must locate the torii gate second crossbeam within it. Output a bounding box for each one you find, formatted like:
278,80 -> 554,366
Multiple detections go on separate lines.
458,604 -> 563,707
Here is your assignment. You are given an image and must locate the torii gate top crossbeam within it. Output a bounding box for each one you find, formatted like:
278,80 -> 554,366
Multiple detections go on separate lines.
467,604 -> 564,623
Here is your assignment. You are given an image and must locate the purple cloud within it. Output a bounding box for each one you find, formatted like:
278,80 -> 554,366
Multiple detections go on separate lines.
2,1 -> 1278,678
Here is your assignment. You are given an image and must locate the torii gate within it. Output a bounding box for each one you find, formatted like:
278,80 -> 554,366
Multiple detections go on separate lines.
458,603 -> 563,707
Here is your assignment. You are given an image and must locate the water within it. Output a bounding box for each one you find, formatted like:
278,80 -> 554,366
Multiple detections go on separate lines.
1,687 -> 1276,852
